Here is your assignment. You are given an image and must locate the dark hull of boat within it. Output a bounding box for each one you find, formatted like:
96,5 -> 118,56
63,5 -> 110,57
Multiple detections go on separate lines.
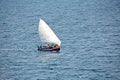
38,47 -> 60,52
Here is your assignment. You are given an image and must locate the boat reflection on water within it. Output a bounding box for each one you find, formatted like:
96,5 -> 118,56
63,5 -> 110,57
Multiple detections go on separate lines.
37,51 -> 61,62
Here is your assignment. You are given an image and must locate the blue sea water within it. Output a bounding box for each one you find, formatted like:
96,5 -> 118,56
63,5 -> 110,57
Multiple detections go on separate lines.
0,0 -> 120,80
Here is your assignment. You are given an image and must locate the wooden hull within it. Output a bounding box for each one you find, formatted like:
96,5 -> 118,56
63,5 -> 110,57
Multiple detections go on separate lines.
38,46 -> 60,52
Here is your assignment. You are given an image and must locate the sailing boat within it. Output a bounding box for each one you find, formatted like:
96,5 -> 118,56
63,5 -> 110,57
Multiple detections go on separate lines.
38,19 -> 61,51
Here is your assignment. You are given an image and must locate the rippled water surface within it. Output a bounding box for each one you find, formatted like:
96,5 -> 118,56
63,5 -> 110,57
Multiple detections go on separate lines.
0,0 -> 120,80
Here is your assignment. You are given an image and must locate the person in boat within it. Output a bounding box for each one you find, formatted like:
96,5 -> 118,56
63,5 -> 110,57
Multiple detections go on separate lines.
40,45 -> 42,48
54,44 -> 58,47
38,45 -> 42,50
47,43 -> 52,49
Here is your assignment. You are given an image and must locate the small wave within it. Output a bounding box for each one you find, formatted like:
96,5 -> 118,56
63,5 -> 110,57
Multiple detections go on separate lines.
0,49 -> 32,51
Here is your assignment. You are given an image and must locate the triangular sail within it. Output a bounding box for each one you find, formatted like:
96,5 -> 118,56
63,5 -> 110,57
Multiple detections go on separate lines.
38,19 -> 61,46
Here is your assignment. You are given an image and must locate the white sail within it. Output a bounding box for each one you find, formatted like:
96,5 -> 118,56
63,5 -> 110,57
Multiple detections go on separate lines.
38,19 -> 61,46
